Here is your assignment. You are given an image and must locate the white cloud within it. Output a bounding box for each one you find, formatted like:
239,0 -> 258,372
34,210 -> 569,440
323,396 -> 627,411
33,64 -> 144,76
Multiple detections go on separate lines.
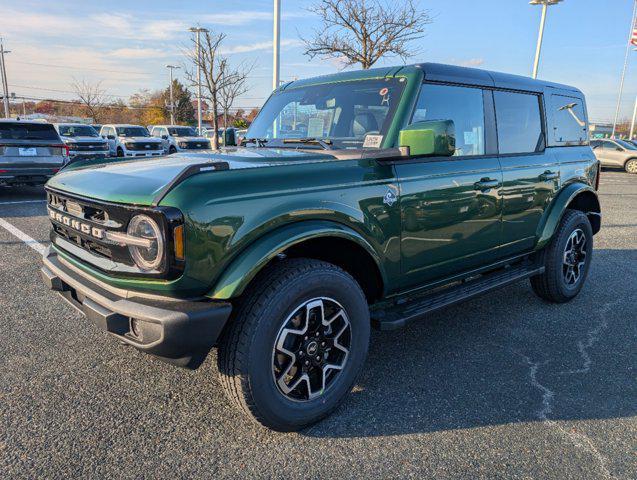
220,39 -> 302,55
453,58 -> 485,67
108,48 -> 170,59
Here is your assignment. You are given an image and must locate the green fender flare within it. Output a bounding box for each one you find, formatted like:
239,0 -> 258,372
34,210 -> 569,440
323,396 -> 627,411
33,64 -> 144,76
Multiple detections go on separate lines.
535,183 -> 600,250
208,220 -> 386,300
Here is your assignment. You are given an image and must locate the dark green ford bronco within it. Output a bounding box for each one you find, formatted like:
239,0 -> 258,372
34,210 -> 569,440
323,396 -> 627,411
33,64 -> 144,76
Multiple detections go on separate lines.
41,63 -> 601,431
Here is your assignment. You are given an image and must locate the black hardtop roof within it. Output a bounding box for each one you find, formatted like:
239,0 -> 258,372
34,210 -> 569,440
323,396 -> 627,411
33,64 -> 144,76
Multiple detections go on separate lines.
414,63 -> 582,94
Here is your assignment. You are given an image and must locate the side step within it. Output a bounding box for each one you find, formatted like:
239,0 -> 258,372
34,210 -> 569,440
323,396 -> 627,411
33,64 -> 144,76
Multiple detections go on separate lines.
371,264 -> 544,330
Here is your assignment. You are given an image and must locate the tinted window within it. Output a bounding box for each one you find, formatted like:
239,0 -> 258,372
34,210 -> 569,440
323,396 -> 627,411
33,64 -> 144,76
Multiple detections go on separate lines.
58,125 -> 98,137
116,126 -> 149,137
551,94 -> 587,143
411,84 -> 485,156
494,91 -> 543,154
0,122 -> 59,140
616,139 -> 637,150
169,127 -> 197,136
600,140 -> 618,150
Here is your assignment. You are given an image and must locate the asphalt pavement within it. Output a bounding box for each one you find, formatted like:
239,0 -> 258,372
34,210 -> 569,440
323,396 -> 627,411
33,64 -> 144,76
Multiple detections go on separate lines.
0,170 -> 635,479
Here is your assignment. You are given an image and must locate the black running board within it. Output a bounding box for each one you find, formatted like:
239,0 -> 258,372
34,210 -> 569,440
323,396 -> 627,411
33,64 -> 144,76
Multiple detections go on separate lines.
371,264 -> 544,330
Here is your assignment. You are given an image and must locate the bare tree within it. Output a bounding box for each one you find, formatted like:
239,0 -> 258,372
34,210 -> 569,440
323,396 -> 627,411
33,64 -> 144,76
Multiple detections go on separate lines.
303,0 -> 432,69
219,62 -> 253,130
184,31 -> 238,149
71,79 -> 106,122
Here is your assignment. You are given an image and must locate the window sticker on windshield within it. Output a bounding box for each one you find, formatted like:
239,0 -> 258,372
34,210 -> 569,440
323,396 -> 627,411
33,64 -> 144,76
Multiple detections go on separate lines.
307,117 -> 324,137
379,87 -> 389,96
464,131 -> 477,145
363,134 -> 383,148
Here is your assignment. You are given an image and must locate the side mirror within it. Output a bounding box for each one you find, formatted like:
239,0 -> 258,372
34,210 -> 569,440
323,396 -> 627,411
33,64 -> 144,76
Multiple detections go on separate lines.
107,135 -> 115,140
399,120 -> 455,157
161,135 -> 168,140
616,147 -> 623,151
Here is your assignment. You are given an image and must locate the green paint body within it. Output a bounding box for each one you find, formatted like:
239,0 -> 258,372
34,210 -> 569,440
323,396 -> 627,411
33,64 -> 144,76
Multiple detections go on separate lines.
46,65 -> 600,303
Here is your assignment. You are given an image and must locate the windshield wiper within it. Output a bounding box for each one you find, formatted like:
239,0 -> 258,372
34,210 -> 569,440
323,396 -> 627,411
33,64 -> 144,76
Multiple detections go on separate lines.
244,138 -> 268,147
283,138 -> 333,150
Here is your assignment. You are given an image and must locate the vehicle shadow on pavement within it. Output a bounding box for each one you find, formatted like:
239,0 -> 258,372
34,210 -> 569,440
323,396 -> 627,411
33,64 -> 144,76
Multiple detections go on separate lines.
302,248 -> 636,438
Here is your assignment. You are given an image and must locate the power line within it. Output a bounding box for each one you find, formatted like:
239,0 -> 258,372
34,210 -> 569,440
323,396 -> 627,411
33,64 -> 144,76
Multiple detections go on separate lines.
10,60 -> 154,76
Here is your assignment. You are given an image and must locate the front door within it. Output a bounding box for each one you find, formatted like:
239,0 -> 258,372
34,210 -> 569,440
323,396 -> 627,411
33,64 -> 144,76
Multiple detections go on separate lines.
395,83 -> 503,290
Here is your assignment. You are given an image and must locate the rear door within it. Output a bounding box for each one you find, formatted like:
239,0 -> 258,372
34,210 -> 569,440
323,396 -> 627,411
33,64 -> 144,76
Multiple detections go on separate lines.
395,82 -> 503,288
495,90 -> 559,256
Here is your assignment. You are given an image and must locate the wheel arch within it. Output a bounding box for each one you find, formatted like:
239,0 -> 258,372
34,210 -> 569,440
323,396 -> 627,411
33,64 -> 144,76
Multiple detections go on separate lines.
208,220 -> 386,302
535,183 -> 601,250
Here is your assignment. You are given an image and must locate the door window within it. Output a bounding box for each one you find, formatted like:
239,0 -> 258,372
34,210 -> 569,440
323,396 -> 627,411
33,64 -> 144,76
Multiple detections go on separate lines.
494,91 -> 543,155
411,84 -> 485,156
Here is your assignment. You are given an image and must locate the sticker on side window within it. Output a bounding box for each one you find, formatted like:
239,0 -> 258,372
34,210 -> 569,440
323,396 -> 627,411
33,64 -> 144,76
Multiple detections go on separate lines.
363,134 -> 383,148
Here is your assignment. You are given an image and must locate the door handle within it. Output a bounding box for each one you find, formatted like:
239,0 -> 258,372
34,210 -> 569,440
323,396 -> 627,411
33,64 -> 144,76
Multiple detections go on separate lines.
540,170 -> 559,181
474,178 -> 500,191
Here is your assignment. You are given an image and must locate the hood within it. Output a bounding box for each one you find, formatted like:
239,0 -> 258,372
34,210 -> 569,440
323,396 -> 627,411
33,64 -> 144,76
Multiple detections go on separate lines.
62,136 -> 105,143
47,147 -> 335,206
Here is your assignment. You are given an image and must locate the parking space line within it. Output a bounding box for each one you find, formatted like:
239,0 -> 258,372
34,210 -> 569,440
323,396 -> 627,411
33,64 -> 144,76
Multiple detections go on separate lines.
0,218 -> 46,255
0,200 -> 47,205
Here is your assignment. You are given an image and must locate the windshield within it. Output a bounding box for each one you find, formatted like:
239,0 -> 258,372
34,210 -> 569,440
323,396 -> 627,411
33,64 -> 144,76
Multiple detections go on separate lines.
616,139 -> 637,150
168,127 -> 197,137
58,125 -> 99,137
0,122 -> 59,140
246,78 -> 406,149
116,126 -> 150,137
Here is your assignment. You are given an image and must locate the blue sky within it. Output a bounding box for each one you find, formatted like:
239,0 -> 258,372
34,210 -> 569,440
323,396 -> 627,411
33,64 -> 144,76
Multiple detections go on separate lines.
1,0 -> 635,122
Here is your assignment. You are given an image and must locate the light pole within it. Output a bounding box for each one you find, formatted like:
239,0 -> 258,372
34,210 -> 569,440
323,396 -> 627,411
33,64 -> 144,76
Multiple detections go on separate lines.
273,0 -> 281,91
0,39 -> 11,118
530,0 -> 562,80
166,64 -> 180,124
612,1 -> 637,138
630,94 -> 637,139
189,27 -> 209,134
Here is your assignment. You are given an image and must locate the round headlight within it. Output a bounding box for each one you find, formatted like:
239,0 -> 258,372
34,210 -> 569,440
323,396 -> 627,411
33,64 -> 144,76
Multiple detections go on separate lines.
127,215 -> 164,271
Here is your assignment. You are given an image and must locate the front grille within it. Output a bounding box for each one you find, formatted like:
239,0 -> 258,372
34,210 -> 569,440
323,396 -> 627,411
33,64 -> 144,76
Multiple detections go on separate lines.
125,142 -> 162,151
70,142 -> 108,151
180,141 -> 209,150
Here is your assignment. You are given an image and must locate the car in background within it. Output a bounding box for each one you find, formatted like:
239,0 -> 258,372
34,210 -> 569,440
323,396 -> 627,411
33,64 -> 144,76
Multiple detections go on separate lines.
203,127 -> 237,146
625,139 -> 637,149
0,119 -> 68,186
54,123 -> 109,163
590,138 -> 637,174
99,124 -> 163,158
149,125 -> 210,154
235,129 -> 247,145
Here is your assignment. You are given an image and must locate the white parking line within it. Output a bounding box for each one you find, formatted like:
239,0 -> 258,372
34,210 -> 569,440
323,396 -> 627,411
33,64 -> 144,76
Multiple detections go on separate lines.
0,199 -> 47,205
0,218 -> 46,255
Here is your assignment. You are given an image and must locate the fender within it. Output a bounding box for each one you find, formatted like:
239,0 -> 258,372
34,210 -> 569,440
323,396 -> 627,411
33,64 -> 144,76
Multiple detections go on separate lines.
534,183 -> 600,250
208,220 -> 386,300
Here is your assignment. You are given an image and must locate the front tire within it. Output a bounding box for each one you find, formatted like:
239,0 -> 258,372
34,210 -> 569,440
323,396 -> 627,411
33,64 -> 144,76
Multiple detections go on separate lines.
531,209 -> 593,303
116,147 -> 124,158
625,159 -> 637,174
218,258 -> 370,431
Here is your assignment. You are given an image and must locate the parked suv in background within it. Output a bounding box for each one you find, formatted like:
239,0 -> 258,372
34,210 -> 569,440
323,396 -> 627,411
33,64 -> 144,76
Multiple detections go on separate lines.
42,63 -> 601,431
54,123 -> 109,163
99,124 -> 163,158
590,138 -> 637,173
149,125 -> 210,154
0,120 -> 68,186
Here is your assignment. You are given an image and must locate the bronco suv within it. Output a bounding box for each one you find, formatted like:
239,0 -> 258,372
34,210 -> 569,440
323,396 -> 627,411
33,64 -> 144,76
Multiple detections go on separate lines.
41,63 -> 601,431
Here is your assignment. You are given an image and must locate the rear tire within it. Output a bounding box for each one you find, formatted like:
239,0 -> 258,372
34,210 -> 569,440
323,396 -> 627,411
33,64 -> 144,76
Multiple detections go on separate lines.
169,146 -> 177,154
531,209 -> 593,303
625,159 -> 637,174
217,258 -> 370,431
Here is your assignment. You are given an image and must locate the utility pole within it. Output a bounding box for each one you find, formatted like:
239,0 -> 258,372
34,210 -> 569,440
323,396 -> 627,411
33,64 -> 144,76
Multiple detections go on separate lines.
166,64 -> 180,124
530,0 -> 563,80
612,0 -> 637,138
630,95 -> 637,139
0,39 -> 11,118
273,0 -> 281,91
189,27 -> 208,134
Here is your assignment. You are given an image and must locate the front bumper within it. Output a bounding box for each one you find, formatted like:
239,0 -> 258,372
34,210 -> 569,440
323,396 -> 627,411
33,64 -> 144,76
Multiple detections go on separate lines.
41,247 -> 232,369
68,151 -> 109,160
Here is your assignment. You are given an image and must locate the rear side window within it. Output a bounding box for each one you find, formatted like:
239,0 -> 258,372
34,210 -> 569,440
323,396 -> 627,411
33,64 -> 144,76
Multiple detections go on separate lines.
411,83 -> 485,156
550,94 -> 587,144
494,91 -> 543,155
0,122 -> 59,140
